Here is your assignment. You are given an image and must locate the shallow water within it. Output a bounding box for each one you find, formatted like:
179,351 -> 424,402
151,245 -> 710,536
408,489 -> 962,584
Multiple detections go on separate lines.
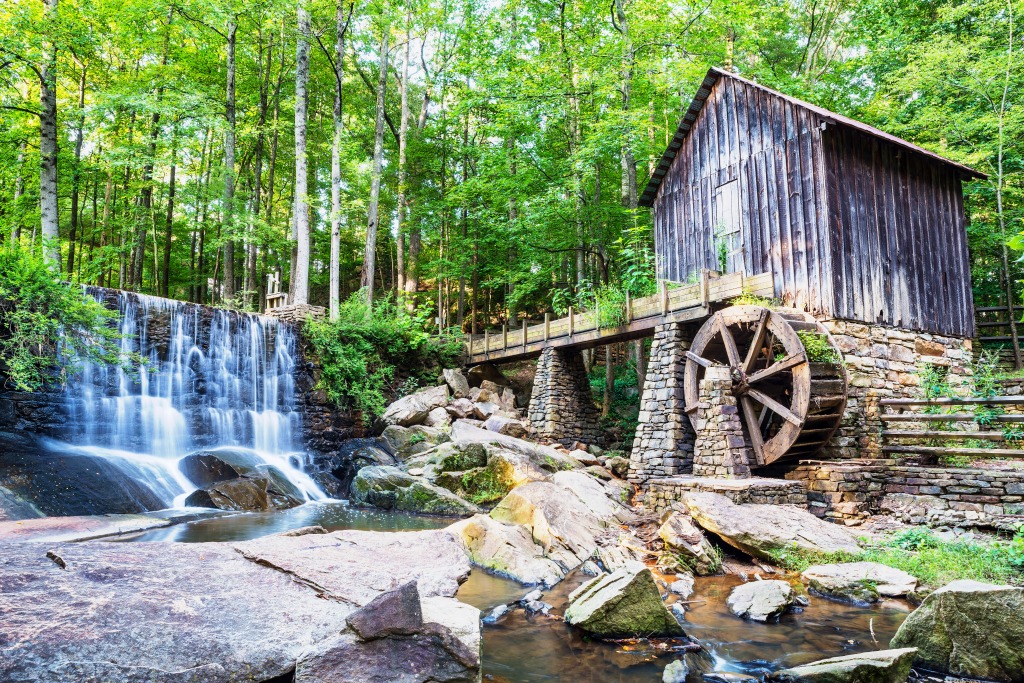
110,500 -> 452,542
459,570 -> 911,682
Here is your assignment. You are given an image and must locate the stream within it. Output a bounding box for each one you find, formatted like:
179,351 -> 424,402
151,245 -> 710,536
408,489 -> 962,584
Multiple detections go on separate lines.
107,502 -> 912,682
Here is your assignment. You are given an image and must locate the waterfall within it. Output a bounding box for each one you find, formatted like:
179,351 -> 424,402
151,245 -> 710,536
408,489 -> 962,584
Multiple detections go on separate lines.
62,291 -> 325,509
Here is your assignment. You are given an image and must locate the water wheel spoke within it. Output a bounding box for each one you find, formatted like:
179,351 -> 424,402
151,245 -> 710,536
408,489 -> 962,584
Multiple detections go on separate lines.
747,388 -> 804,427
747,352 -> 806,384
740,396 -> 766,464
716,312 -> 742,367
742,309 -> 770,373
685,350 -> 716,368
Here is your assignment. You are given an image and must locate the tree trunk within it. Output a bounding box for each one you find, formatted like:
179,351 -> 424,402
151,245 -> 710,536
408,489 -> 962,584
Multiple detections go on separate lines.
223,18 -> 238,302
361,26 -> 389,309
329,2 -> 349,320
39,0 -> 60,269
11,141 -> 26,242
161,128 -> 178,298
292,1 -> 311,305
395,11 -> 411,305
67,61 -> 87,276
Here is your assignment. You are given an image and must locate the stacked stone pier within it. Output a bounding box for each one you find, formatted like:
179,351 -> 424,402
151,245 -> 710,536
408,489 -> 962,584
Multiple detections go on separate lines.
527,347 -> 602,447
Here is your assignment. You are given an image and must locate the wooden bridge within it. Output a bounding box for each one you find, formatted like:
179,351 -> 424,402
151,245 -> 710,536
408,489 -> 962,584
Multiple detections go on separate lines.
464,271 -> 773,364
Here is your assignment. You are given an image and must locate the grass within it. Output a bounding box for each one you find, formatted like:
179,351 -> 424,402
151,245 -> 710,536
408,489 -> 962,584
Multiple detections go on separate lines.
766,526 -> 1024,589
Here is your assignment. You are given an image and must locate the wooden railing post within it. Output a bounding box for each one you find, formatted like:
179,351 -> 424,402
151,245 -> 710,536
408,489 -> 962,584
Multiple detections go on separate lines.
502,325 -> 508,350
568,307 -> 575,337
522,319 -> 528,350
660,281 -> 669,315
625,291 -> 632,324
484,329 -> 490,359
544,313 -> 550,341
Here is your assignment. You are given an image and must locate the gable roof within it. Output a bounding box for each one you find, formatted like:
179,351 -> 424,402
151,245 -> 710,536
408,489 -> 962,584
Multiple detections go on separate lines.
638,67 -> 986,207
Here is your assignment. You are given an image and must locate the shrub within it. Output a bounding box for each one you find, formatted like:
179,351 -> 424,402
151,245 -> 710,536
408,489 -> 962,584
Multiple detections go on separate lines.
0,245 -> 129,391
303,291 -> 463,422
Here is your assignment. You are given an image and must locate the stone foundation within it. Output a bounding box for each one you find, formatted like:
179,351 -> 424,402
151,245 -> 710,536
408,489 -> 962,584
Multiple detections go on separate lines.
821,320 -> 972,459
786,459 -> 1024,530
692,366 -> 752,478
646,476 -> 808,514
628,322 -> 695,482
267,303 -> 327,325
527,347 -> 601,446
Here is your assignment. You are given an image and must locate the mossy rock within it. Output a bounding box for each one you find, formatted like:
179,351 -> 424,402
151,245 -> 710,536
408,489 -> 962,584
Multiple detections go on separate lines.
350,465 -> 480,516
436,442 -> 488,473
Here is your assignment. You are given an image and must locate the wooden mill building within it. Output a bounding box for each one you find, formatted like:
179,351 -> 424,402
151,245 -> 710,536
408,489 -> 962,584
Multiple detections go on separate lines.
639,67 -> 985,338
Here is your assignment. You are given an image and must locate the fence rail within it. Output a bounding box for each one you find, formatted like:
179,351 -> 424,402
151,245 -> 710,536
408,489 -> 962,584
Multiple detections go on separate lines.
880,395 -> 1024,459
464,270 -> 774,363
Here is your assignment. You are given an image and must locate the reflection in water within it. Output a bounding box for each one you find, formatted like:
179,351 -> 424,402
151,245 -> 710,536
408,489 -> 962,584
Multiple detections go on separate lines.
464,570 -> 911,682
112,501 -> 452,543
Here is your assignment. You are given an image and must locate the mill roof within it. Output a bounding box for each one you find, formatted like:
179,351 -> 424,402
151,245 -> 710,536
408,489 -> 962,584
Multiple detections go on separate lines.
638,67 -> 986,207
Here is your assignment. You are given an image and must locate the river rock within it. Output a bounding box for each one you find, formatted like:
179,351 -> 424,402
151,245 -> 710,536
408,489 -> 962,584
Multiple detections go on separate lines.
551,471 -> 635,524
564,561 -> 684,637
446,398 -> 476,419
472,401 -> 501,420
350,466 -> 480,516
184,477 -> 275,511
659,508 -> 721,575
802,562 -> 918,604
670,573 -> 696,598
446,514 -> 564,586
466,363 -> 512,389
663,659 -> 689,683
382,425 -> 451,461
435,447 -> 547,506
180,448 -> 308,508
726,580 -> 796,622
483,414 -> 528,438
178,453 -> 243,487
0,528 -> 471,683
443,368 -> 472,398
450,421 -> 579,472
682,492 -> 860,561
381,385 -> 450,427
424,406 -> 453,429
890,580 -> 1024,681
606,455 -> 630,478
347,581 -> 423,639
769,647 -> 917,683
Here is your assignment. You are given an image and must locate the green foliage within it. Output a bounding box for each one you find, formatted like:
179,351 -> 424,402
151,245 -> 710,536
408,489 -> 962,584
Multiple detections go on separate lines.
796,331 -> 842,364
971,349 -> 1001,399
0,245 -> 130,391
767,527 -> 1024,588
303,291 -> 462,422
713,227 -> 729,273
730,291 -> 782,308
920,363 -> 952,401
590,285 -> 628,328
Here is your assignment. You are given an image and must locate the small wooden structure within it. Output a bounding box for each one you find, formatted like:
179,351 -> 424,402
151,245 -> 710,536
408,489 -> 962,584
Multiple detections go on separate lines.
640,68 -> 985,338
266,272 -> 288,311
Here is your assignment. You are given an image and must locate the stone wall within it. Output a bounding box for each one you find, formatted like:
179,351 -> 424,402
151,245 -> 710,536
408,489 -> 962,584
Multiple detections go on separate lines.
820,320 -> 973,459
692,366 -> 752,478
527,347 -> 601,446
267,303 -> 327,325
627,322 -> 695,482
646,476 -> 807,514
786,459 -> 1024,530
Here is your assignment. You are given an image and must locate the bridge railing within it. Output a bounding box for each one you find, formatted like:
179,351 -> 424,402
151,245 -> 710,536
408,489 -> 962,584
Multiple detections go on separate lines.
465,270 -> 773,359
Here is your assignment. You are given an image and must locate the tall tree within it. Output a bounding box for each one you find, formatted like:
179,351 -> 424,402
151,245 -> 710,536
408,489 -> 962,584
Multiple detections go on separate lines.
361,24 -> 389,308
292,0 -> 311,305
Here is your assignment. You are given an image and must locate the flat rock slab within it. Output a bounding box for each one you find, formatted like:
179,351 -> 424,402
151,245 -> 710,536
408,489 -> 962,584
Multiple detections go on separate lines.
0,529 -> 471,683
0,513 -> 174,543
564,561 -> 684,637
802,562 -> 918,602
682,491 -> 860,561
769,647 -> 917,683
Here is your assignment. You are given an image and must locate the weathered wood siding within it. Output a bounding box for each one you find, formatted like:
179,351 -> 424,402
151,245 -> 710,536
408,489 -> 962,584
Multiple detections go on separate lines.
652,76 -> 835,316
822,127 -> 975,337
651,74 -> 976,338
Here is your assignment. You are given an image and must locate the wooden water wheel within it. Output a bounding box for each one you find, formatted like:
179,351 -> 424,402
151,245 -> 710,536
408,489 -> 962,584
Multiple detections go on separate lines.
683,305 -> 847,466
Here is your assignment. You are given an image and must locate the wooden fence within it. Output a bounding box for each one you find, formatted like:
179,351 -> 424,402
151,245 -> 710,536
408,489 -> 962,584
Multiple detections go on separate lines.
880,395 -> 1024,460
464,271 -> 774,364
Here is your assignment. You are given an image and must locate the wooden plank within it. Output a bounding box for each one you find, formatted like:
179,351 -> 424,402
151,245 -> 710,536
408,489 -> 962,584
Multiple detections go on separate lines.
881,413 -> 1024,423
884,431 -> 1006,441
883,445 -> 1024,458
880,396 -> 1024,406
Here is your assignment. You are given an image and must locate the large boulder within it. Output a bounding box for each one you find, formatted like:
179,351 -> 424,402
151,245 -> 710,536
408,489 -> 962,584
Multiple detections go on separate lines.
658,508 -> 721,575
682,492 -> 860,561
179,448 -> 307,509
0,529 -> 471,683
726,580 -> 796,622
466,363 -> 512,389
446,514 -> 564,586
350,466 -> 480,516
450,421 -> 579,472
435,448 -> 547,507
551,471 -> 635,524
483,415 -> 528,438
769,648 -> 917,683
178,453 -> 243,487
890,580 -> 1024,681
442,368 -> 472,398
563,561 -> 684,637
184,477 -> 274,511
381,425 -> 451,462
802,562 -> 918,604
380,385 -> 450,427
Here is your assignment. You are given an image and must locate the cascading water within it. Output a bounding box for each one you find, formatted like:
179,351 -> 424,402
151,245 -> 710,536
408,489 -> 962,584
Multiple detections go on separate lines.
60,290 -> 325,509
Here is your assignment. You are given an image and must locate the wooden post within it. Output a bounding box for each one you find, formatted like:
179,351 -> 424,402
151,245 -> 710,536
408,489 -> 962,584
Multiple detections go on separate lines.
544,313 -> 550,341
660,281 -> 669,316
522,318 -> 528,349
467,332 -> 473,357
568,307 -> 575,337
484,329 -> 490,359
625,291 -> 632,324
701,269 -> 710,306
502,325 -> 508,350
